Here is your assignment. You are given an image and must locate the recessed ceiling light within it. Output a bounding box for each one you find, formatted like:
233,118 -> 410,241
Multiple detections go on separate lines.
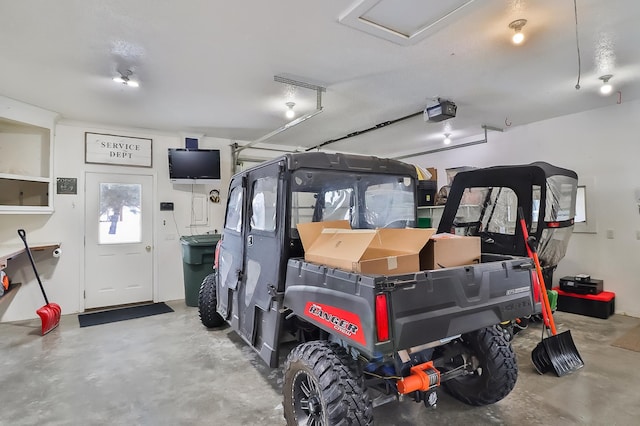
285,102 -> 296,119
599,74 -> 613,95
113,70 -> 139,88
509,19 -> 527,45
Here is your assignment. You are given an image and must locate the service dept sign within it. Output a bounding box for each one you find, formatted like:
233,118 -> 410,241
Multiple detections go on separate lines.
85,132 -> 152,167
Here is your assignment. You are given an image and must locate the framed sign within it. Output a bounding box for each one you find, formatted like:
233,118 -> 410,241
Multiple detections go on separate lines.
85,132 -> 152,167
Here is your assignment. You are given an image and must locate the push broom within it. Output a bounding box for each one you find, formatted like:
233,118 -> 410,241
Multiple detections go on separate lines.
17,229 -> 61,335
517,208 -> 583,376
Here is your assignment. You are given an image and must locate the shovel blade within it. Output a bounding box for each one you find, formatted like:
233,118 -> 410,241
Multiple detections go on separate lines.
37,303 -> 61,335
531,330 -> 584,377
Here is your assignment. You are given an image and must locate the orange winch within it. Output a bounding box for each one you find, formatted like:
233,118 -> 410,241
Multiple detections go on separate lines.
396,361 -> 441,394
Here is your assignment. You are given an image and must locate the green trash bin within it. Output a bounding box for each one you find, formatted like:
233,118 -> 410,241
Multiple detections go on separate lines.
180,234 -> 221,307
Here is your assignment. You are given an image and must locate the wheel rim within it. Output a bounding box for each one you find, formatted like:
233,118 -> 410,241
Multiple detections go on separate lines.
292,370 -> 324,426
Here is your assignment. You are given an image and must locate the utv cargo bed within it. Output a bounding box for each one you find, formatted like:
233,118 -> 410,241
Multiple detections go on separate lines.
285,255 -> 537,357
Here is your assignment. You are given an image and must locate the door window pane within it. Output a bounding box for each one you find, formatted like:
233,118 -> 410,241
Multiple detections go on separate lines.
225,186 -> 243,232
250,176 -> 277,232
99,183 -> 142,244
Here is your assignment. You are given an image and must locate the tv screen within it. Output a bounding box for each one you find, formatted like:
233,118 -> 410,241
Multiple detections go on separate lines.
168,148 -> 221,183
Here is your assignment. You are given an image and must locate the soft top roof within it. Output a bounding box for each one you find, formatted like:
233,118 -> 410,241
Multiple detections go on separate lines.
450,161 -> 577,189
234,152 -> 418,179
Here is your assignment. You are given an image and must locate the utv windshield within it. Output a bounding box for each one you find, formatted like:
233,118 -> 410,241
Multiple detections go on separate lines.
290,169 -> 416,230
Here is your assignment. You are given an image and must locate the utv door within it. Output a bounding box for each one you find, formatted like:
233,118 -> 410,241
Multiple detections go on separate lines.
238,161 -> 286,367
217,178 -> 245,326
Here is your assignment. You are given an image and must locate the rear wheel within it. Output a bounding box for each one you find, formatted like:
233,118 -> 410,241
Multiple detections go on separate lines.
198,273 -> 225,328
283,341 -> 373,426
441,325 -> 518,406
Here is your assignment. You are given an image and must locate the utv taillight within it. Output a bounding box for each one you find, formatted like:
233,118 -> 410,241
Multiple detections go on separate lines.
214,240 -> 221,270
375,294 -> 390,342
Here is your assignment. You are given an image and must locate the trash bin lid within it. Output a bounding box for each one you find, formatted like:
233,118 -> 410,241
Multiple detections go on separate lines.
180,234 -> 221,246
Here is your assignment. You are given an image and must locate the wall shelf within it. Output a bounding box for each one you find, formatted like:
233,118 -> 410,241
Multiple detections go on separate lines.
0,172 -> 51,183
0,107 -> 56,214
0,243 -> 61,270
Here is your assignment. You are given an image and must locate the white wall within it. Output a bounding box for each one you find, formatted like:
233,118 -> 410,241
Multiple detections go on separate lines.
406,99 -> 640,317
3,97 -> 638,320
1,119 -> 233,322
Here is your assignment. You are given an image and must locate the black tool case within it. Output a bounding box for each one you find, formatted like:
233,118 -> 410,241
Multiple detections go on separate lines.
559,276 -> 603,295
555,287 -> 615,319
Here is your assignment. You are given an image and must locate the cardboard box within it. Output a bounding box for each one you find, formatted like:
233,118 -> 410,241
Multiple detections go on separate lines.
421,233 -> 481,270
426,167 -> 437,182
297,220 -> 435,275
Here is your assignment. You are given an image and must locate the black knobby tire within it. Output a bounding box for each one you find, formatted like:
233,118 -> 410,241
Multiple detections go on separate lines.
283,341 -> 373,426
198,273 -> 225,328
442,325 -> 518,406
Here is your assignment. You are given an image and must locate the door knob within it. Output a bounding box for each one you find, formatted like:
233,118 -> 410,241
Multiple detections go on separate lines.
145,245 -> 151,251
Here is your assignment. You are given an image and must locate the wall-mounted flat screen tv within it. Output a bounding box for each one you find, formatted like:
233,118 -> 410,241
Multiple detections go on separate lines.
168,148 -> 221,184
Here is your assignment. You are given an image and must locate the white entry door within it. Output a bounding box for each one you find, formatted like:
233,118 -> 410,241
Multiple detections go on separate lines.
84,172 -> 154,309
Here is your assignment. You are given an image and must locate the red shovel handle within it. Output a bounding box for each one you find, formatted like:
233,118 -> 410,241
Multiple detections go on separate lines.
517,208 -> 557,335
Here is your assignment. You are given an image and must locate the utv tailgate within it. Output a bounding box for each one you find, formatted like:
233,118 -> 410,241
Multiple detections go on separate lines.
285,257 -> 537,356
388,259 -> 536,350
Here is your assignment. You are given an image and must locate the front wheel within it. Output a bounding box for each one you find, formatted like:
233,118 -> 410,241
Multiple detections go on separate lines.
283,341 -> 373,426
198,273 -> 225,328
441,325 -> 518,406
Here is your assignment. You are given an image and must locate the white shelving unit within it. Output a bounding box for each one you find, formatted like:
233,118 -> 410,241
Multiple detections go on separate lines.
0,100 -> 57,214
417,205 -> 445,229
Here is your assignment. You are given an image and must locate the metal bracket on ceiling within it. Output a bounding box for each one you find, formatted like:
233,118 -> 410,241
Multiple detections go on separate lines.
274,75 -> 326,110
232,76 -> 327,170
393,124 -> 503,160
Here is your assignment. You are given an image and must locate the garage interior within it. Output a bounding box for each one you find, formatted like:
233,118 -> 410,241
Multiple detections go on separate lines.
1,1 -> 640,425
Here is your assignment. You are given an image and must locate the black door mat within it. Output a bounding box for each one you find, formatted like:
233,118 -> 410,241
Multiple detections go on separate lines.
611,324 -> 640,353
78,302 -> 174,327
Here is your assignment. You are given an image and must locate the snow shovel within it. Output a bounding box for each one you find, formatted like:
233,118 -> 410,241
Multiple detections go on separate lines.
517,209 -> 584,377
17,229 -> 61,335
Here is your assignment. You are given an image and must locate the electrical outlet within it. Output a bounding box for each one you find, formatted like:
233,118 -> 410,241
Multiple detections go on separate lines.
606,229 -> 614,239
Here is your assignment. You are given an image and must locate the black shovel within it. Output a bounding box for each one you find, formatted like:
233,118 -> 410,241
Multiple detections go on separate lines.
518,208 -> 584,376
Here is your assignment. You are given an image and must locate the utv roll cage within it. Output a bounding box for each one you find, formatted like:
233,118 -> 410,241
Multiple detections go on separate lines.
437,162 -> 578,283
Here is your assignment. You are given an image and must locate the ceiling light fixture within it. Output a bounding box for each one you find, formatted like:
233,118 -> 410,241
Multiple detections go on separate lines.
509,19 -> 527,45
443,133 -> 452,145
285,102 -> 296,119
113,70 -> 139,87
599,74 -> 613,95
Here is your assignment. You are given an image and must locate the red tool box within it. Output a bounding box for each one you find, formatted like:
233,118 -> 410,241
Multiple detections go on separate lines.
553,287 -> 615,319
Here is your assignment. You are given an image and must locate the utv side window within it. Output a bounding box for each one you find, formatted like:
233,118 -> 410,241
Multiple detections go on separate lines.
225,186 -> 243,232
251,176 -> 278,232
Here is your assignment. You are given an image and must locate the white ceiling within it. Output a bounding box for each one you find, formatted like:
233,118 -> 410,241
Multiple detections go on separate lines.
1,0 -> 638,157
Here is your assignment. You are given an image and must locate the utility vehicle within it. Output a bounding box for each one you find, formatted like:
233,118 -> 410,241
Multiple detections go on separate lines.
436,163 -> 578,338
199,152 -> 553,425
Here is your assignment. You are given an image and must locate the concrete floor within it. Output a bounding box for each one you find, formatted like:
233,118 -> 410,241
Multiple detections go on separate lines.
1,301 -> 639,426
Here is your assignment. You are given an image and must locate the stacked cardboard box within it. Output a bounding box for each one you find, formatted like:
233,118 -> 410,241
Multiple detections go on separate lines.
297,220 -> 480,275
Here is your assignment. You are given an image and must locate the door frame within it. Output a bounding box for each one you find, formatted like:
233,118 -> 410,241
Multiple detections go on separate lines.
82,169 -> 158,311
